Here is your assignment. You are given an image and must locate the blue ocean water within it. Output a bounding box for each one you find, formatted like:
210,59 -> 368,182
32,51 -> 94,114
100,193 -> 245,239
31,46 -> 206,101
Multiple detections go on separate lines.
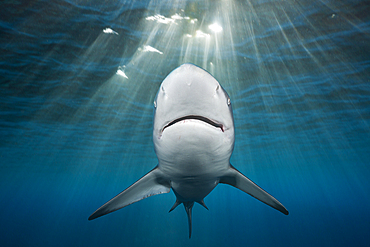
1,0 -> 369,246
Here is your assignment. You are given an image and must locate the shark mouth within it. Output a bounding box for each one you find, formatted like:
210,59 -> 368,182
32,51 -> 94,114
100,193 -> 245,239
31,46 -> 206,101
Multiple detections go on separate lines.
162,115 -> 224,132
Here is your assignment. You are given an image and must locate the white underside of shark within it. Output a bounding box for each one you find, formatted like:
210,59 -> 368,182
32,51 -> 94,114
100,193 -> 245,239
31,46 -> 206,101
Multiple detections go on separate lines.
88,63 -> 288,238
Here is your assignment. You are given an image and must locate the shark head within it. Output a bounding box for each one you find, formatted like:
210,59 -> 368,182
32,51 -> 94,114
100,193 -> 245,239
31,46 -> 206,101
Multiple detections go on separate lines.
153,64 -> 235,179
153,64 -> 234,133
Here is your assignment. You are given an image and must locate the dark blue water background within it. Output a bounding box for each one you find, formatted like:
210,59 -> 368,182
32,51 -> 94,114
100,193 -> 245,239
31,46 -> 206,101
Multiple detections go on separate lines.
1,0 -> 369,246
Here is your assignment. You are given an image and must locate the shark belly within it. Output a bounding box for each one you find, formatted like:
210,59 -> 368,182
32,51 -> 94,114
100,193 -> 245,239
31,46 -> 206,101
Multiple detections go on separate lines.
155,119 -> 231,200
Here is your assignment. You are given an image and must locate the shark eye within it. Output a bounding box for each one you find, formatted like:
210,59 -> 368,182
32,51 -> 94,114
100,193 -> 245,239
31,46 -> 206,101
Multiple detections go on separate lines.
154,100 -> 157,109
216,85 -> 220,91
227,98 -> 231,106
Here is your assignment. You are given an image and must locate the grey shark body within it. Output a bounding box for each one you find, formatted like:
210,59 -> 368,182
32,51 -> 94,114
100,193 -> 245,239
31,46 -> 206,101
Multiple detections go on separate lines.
88,64 -> 288,238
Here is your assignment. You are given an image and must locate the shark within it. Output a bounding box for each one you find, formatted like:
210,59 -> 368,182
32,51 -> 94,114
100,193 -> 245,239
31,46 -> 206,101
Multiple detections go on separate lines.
88,63 -> 288,238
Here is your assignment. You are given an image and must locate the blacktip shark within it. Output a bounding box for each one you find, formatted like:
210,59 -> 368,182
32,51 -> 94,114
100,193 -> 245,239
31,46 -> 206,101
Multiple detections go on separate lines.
88,63 -> 288,238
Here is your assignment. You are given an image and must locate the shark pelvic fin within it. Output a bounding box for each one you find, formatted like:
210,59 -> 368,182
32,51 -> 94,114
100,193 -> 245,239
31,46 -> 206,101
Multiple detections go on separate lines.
197,199 -> 208,210
169,199 -> 181,213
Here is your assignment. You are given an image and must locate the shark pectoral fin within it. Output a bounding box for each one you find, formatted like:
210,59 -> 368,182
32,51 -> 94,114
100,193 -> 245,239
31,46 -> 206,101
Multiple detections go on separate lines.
88,166 -> 170,220
219,165 -> 289,215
